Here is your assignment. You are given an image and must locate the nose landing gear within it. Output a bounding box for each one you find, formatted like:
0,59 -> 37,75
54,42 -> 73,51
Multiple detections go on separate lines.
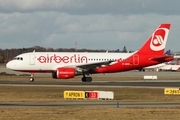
29,72 -> 34,82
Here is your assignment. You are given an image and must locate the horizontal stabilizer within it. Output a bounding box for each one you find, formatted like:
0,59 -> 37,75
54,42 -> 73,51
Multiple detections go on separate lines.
150,55 -> 174,62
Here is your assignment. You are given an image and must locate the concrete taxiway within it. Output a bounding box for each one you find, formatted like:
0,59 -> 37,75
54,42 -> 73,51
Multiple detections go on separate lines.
0,102 -> 180,107
0,80 -> 180,88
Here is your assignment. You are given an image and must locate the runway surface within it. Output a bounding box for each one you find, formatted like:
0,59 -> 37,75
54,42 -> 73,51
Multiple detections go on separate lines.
2,67 -> 180,87
1,67 -> 180,77
1,68 -> 180,107
1,80 -> 180,88
1,102 -> 180,107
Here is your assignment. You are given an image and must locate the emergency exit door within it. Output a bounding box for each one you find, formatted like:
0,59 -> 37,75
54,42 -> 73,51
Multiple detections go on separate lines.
133,54 -> 139,65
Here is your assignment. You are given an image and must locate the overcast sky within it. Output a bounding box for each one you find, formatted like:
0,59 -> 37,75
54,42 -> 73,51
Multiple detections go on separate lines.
0,0 -> 180,52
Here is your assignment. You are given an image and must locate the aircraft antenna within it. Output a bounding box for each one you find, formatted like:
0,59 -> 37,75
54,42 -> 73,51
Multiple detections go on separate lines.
75,41 -> 77,52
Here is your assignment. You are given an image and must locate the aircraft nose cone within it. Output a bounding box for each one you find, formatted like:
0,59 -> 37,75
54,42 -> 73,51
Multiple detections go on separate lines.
6,61 -> 13,69
6,62 -> 10,69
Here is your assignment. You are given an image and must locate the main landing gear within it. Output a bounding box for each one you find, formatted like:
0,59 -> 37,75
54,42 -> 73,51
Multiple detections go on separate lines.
82,77 -> 92,82
28,72 -> 92,82
81,74 -> 92,82
29,72 -> 34,82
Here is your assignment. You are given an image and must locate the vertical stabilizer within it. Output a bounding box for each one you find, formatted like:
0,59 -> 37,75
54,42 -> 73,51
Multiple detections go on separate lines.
137,24 -> 171,55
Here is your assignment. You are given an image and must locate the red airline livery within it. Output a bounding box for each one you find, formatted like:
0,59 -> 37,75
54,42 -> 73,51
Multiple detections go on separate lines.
6,24 -> 174,82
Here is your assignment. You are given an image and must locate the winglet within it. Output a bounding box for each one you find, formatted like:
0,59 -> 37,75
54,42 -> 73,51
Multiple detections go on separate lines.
165,50 -> 171,55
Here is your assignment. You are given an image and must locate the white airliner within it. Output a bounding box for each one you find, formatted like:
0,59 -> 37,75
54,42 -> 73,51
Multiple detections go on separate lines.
6,24 -> 174,82
139,63 -> 167,72
158,57 -> 180,71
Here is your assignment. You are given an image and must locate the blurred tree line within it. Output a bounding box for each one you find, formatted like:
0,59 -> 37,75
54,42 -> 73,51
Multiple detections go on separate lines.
0,46 -> 131,63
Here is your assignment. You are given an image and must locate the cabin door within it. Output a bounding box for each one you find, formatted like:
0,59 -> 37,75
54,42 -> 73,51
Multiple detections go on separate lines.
29,54 -> 35,65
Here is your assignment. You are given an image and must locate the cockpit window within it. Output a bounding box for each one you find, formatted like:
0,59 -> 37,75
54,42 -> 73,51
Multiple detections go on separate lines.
13,57 -> 23,60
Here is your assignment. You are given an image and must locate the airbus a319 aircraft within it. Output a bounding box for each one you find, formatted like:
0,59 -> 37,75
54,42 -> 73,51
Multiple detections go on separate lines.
6,24 -> 174,82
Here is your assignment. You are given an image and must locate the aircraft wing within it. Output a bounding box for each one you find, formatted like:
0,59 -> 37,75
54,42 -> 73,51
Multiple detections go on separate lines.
76,60 -> 115,70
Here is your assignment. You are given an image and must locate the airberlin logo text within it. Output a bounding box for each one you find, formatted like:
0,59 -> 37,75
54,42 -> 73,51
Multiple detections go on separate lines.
38,54 -> 88,64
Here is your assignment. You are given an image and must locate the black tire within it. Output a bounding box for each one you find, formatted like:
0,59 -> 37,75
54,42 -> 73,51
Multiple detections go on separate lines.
29,77 -> 34,82
82,77 -> 86,82
81,77 -> 92,82
86,77 -> 92,82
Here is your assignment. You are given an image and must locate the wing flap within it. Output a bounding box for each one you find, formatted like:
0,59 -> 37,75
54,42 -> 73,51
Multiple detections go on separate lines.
76,60 -> 114,70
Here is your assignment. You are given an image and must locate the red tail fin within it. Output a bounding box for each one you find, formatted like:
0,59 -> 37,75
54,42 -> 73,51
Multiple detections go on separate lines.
137,24 -> 171,55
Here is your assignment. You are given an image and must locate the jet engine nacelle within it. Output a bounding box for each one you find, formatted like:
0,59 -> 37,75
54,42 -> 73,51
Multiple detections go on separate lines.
52,68 -> 75,79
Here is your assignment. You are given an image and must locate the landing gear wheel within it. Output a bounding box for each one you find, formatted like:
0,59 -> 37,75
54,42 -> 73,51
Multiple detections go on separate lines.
81,77 -> 92,82
30,72 -> 35,82
29,77 -> 34,82
86,77 -> 92,82
82,77 -> 86,82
